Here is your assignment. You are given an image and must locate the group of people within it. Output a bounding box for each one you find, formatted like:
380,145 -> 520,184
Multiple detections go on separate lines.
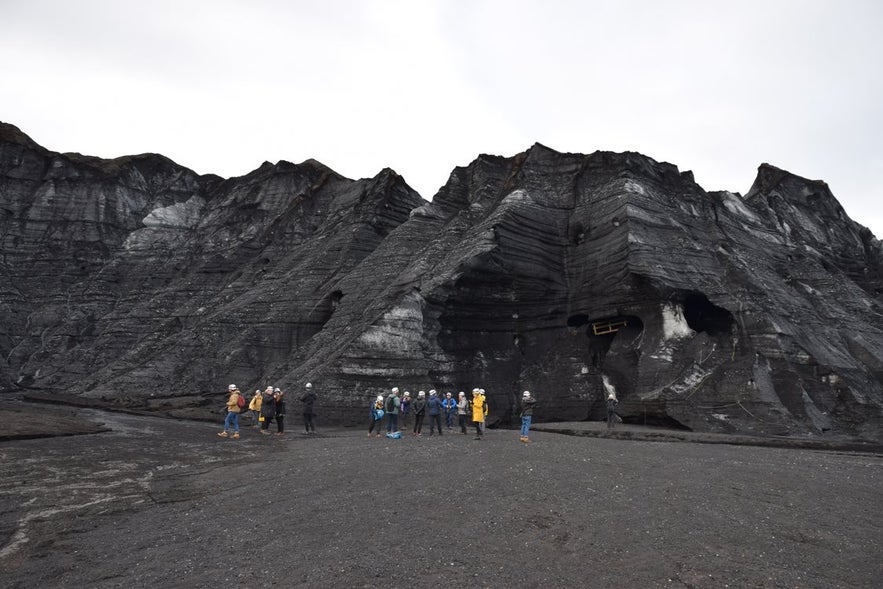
220,381 -> 620,441
370,387 -> 537,443
218,382 -> 317,438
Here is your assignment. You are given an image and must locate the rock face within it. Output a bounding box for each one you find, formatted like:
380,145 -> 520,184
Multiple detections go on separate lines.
1,121 -> 882,441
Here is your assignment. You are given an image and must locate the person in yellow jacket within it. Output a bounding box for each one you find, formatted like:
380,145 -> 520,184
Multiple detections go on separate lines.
248,389 -> 262,428
470,388 -> 487,440
218,384 -> 241,439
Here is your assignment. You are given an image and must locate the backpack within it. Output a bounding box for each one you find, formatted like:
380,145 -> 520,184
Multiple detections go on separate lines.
386,396 -> 396,412
236,393 -> 246,409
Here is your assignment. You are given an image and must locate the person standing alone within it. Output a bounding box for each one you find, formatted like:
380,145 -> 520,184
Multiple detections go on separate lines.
519,390 -> 536,443
301,382 -> 317,434
606,392 -> 618,429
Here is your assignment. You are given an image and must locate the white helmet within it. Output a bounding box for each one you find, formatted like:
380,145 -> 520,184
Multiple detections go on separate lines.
305,382 -> 312,388
228,384 -> 236,391
376,395 -> 383,402
392,387 -> 399,393
523,390 -> 530,397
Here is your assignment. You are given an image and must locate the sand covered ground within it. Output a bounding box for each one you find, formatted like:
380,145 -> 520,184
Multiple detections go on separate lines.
0,404 -> 880,588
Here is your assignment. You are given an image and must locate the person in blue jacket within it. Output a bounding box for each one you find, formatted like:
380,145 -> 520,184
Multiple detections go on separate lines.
442,392 -> 457,431
427,389 -> 444,436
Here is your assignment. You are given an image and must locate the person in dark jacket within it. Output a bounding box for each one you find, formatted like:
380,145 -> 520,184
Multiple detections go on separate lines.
368,395 -> 385,438
385,387 -> 400,434
456,391 -> 469,434
301,382 -> 317,434
606,392 -> 618,429
412,390 -> 426,436
519,390 -> 537,443
274,388 -> 286,435
427,389 -> 443,436
260,386 -> 276,435
399,391 -> 411,432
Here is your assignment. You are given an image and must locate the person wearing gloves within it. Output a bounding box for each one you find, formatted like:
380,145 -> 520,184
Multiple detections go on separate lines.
368,395 -> 385,438
519,390 -> 537,443
412,390 -> 427,436
218,384 -> 242,439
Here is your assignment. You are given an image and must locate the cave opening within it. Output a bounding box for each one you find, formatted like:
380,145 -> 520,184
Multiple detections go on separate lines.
330,290 -> 343,311
620,413 -> 692,430
567,314 -> 589,327
585,315 -> 644,368
682,292 -> 734,336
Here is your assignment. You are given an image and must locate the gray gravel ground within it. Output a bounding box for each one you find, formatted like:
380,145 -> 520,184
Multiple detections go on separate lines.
0,409 -> 880,588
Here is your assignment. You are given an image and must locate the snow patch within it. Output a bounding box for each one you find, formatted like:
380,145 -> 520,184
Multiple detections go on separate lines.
721,192 -> 761,223
662,303 -> 693,339
601,375 -> 617,399
142,195 -> 204,229
624,180 -> 646,196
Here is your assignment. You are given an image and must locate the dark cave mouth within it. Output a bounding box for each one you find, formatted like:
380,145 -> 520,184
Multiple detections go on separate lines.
681,292 -> 734,336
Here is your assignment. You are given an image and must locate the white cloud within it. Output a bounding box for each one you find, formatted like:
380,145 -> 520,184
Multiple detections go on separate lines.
1,0 -> 881,236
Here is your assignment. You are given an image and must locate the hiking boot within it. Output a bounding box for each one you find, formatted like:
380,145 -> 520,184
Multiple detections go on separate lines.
232,432 -> 240,439
218,431 -> 228,438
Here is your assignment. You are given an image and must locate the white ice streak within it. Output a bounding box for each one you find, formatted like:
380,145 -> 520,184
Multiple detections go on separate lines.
142,195 -> 205,229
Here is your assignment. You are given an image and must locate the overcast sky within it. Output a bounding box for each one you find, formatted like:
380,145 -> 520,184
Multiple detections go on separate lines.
3,0 -> 882,236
